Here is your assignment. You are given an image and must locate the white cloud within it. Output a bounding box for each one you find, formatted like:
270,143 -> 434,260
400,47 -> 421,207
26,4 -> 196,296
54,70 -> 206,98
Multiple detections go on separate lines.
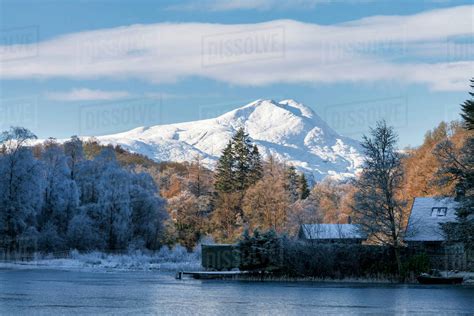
167,0 -> 330,11
46,88 -> 131,101
0,5 -> 472,91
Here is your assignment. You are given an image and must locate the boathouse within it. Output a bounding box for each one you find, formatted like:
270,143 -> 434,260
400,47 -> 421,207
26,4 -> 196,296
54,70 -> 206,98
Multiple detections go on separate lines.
298,224 -> 367,244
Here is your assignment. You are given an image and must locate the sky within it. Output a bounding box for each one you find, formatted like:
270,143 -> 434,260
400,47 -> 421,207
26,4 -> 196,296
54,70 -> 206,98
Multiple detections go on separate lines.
0,0 -> 472,148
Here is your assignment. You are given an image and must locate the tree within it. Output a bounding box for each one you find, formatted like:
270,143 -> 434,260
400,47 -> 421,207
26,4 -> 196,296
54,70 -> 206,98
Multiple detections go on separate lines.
232,128 -> 253,192
298,173 -> 310,200
435,81 -> 474,248
167,190 -> 208,249
188,154 -> 212,197
286,189 -> 323,236
211,192 -> 242,242
67,211 -> 102,250
214,128 -> 262,194
129,172 -> 168,249
38,140 -> 79,239
238,229 -> 282,273
249,145 -> 263,185
96,159 -> 132,250
243,174 -> 290,233
285,166 -> 299,203
63,135 -> 85,180
214,141 -> 235,193
0,127 -> 43,252
460,78 -> 474,130
352,121 -> 406,274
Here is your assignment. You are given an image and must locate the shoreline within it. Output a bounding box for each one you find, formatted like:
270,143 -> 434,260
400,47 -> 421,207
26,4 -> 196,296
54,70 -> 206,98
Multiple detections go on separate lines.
2,262 -> 473,285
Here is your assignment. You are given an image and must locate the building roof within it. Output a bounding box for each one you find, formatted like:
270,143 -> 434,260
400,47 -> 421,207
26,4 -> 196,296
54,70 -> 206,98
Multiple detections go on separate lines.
299,224 -> 366,240
404,197 -> 459,242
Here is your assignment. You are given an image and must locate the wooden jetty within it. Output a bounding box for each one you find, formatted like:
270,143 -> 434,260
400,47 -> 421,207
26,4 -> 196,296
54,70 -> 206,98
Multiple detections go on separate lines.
176,270 -> 245,280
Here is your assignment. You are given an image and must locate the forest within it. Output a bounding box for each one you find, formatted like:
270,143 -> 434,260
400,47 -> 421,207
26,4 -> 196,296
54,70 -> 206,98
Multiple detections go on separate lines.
0,80 -> 472,262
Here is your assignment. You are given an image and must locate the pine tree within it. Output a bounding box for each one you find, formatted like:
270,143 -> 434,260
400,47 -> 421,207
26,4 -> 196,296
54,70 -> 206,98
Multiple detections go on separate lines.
436,80 -> 474,249
460,78 -> 474,130
298,173 -> 310,200
214,141 -> 235,193
249,145 -> 263,185
232,128 -> 252,192
214,128 -> 262,193
285,166 -> 299,202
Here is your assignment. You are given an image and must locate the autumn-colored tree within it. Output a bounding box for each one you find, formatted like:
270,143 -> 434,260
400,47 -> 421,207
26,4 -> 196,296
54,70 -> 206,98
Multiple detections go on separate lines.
211,192 -> 243,242
243,172 -> 290,233
311,180 -> 353,223
401,122 -> 463,200
167,191 -> 211,249
188,154 -> 212,197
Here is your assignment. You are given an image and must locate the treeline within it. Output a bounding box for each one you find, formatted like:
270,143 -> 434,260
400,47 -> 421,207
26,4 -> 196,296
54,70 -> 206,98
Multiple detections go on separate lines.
237,230 -> 429,280
1,80 -> 472,257
0,130 -> 168,253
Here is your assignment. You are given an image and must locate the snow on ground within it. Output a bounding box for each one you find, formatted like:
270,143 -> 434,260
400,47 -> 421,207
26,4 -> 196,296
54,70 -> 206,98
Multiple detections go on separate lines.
93,99 -> 364,181
0,246 -> 202,272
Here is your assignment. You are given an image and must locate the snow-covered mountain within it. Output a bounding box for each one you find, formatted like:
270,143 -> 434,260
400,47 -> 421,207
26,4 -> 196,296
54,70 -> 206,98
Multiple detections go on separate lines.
95,99 -> 364,181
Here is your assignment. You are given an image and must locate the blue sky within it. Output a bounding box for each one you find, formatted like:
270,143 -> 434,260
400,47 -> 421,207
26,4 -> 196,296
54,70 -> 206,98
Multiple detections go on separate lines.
0,0 -> 472,147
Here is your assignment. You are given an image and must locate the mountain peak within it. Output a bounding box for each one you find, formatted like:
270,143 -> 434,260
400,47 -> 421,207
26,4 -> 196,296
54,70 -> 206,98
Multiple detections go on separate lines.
97,98 -> 363,181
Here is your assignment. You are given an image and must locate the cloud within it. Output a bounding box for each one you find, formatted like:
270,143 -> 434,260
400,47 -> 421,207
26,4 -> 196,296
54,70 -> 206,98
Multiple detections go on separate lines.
167,0 -> 328,11
46,88 -> 131,101
0,5 -> 472,91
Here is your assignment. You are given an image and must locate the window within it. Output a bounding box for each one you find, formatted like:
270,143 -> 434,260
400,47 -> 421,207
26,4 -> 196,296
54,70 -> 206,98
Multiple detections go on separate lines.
431,207 -> 447,217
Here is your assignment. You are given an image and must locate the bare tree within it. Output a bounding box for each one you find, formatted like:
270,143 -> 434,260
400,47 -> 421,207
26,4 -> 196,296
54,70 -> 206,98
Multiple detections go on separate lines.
352,121 -> 407,274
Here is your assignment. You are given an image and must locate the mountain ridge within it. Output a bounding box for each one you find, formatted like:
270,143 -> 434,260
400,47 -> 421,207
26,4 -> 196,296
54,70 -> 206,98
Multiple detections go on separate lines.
94,99 -> 364,181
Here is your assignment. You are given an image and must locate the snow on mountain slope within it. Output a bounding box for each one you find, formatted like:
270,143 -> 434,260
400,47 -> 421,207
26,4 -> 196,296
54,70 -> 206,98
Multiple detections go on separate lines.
96,99 -> 364,181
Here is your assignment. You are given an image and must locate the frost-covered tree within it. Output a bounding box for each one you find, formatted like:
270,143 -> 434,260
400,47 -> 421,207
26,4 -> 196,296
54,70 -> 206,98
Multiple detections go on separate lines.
38,140 -> 79,240
97,159 -> 132,250
0,127 -> 43,252
38,221 -> 64,252
63,135 -> 85,180
130,172 -> 167,249
67,211 -> 102,250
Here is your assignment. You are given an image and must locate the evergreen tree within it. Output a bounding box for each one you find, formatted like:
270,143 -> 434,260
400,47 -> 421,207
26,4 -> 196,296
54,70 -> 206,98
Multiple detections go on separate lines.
214,128 -> 262,193
214,141 -> 235,193
436,81 -> 474,249
460,78 -> 474,130
232,128 -> 252,192
298,173 -> 310,200
248,145 -> 263,185
285,166 -> 299,202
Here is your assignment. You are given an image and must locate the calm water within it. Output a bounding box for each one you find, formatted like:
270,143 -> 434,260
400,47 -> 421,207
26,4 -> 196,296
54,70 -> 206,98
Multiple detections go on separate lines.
0,269 -> 473,315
